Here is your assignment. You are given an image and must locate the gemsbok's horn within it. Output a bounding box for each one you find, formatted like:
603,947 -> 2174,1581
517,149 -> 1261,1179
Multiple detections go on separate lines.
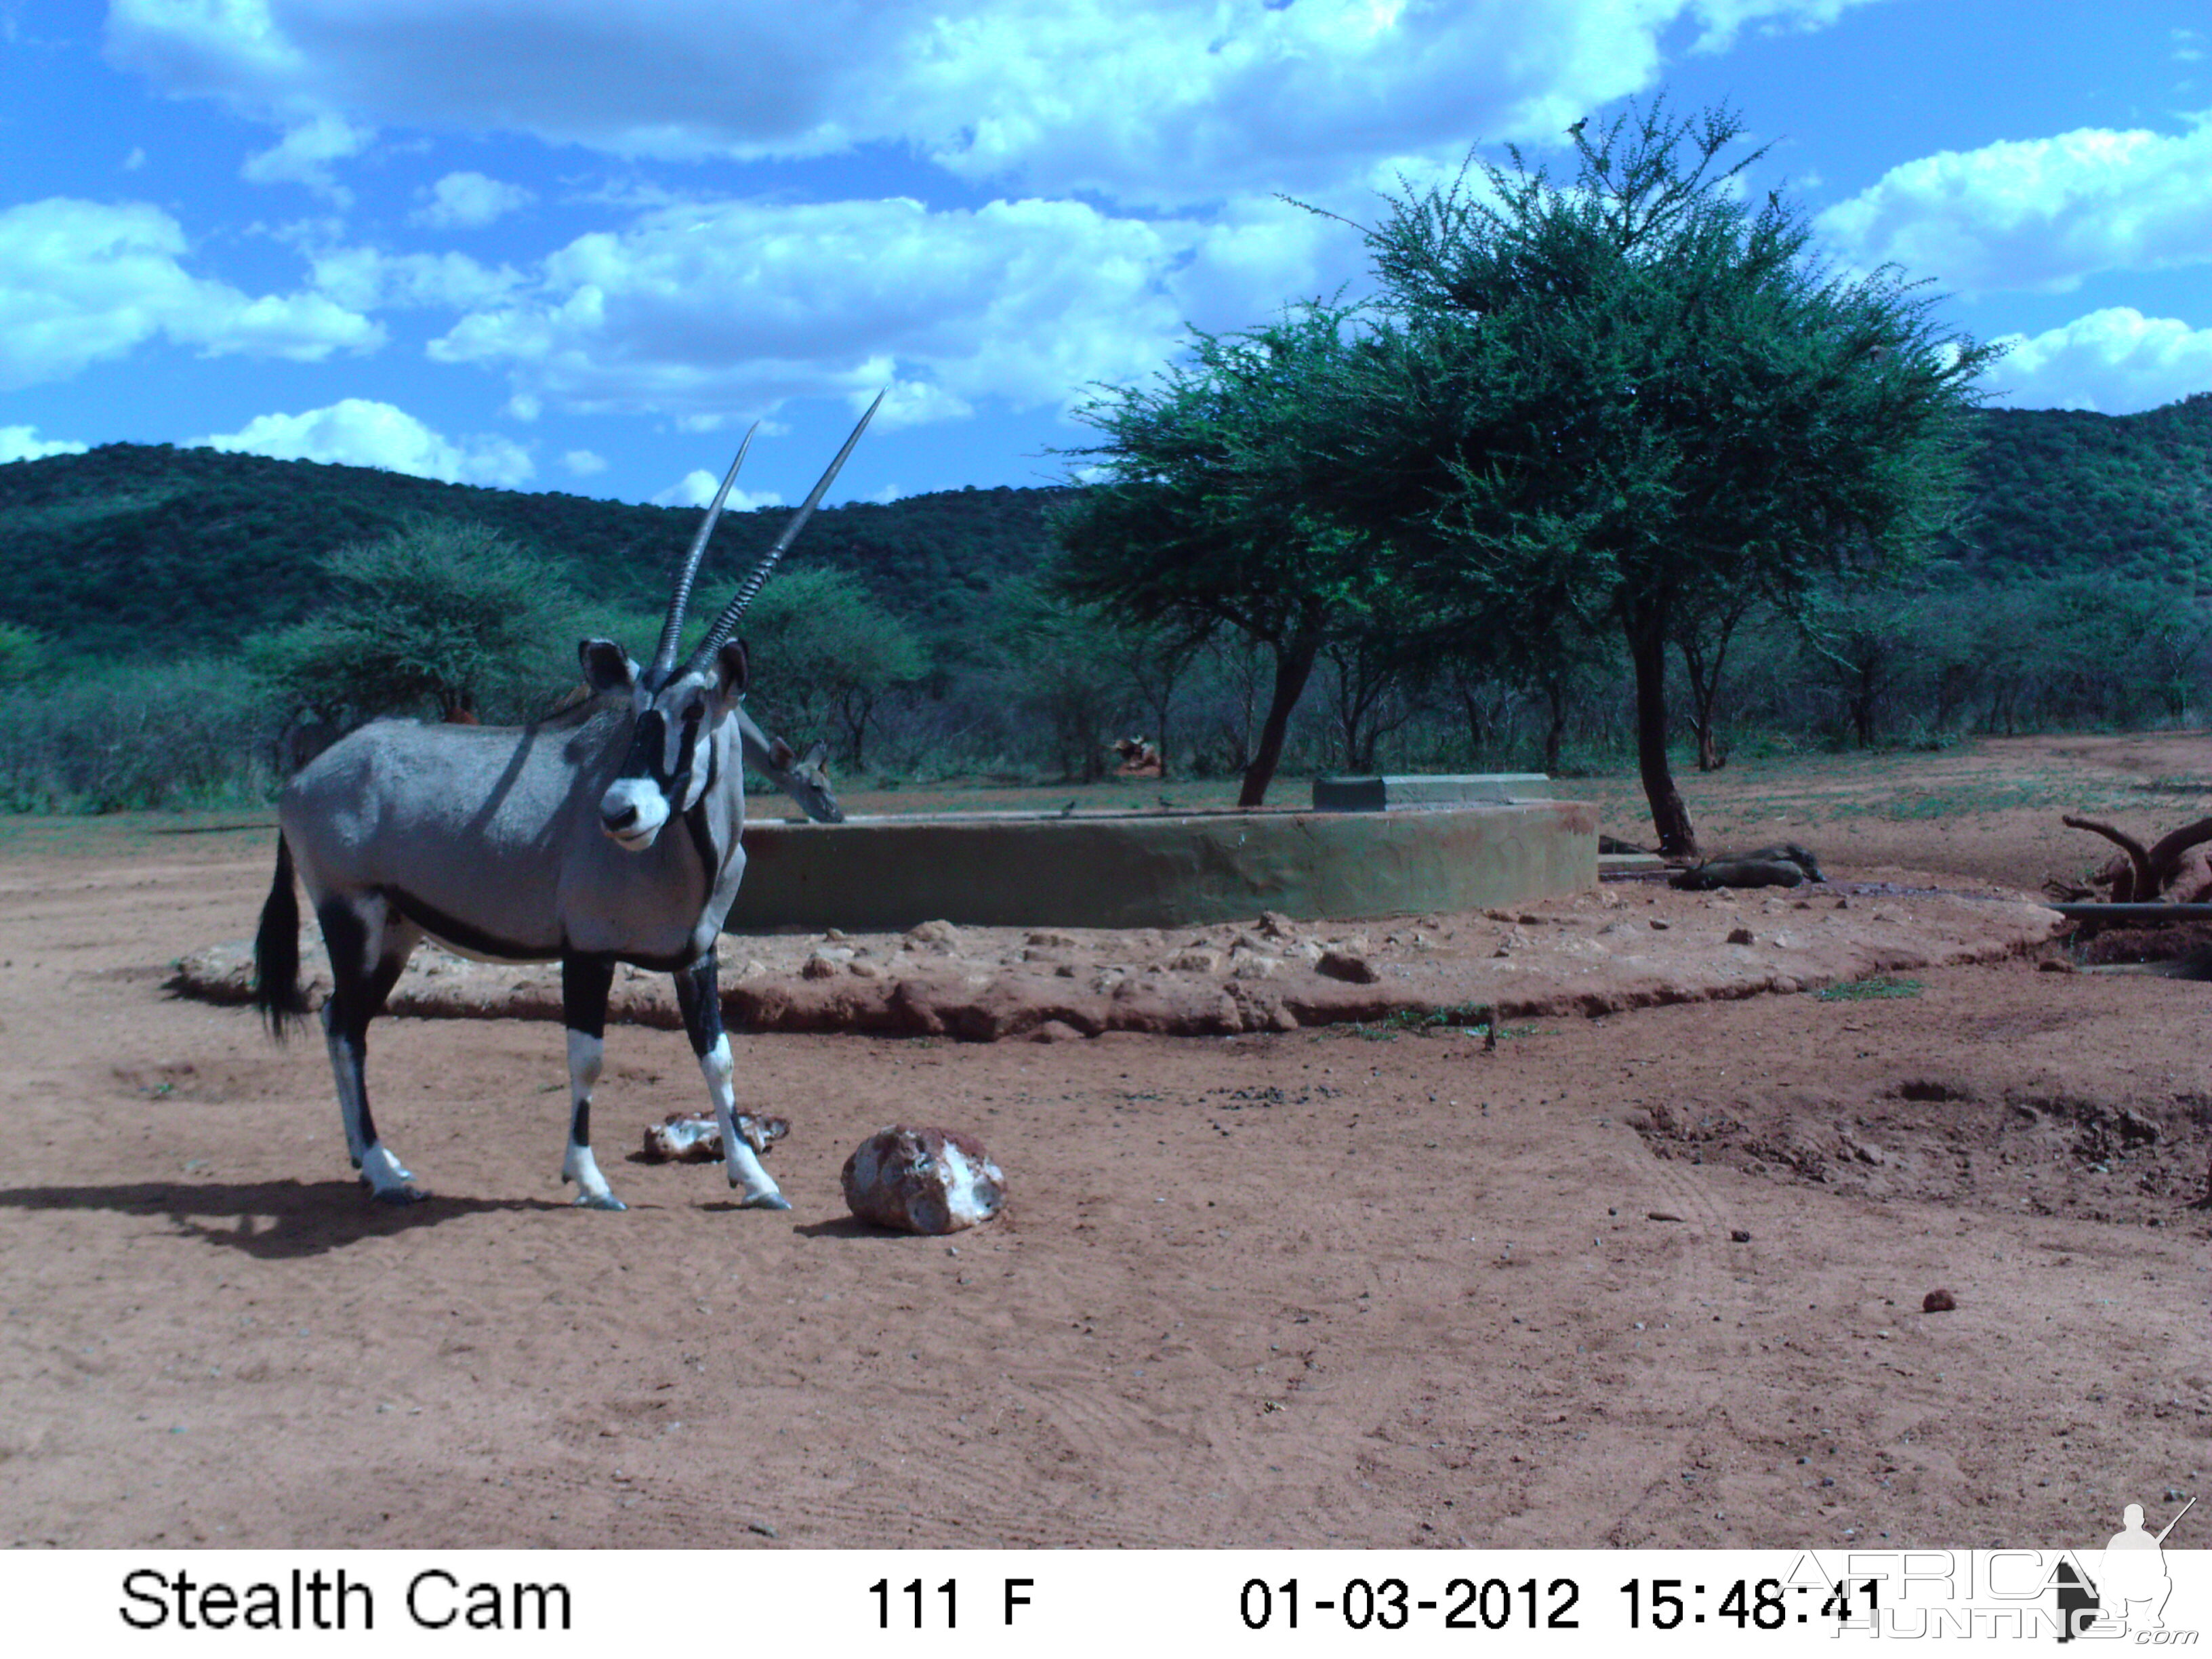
682,390 -> 885,678
647,424 -> 758,687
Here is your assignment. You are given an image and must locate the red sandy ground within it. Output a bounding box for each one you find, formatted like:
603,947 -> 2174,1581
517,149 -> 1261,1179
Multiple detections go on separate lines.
0,733 -> 2206,1551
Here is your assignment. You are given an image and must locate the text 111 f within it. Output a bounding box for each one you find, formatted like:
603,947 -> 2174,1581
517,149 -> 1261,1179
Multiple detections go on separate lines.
869,1578 -> 1037,1629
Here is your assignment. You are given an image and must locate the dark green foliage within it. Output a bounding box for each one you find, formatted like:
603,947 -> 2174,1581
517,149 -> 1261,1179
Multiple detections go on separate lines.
1956,394 -> 2212,588
0,621 -> 45,688
989,581 -> 1134,783
739,567 -> 928,769
0,442 -> 1062,659
1051,304 -> 1418,804
1323,101 -> 2001,853
0,658 -> 275,813
249,520 -> 583,723
1,335 -> 2209,802
5,398 -> 2206,680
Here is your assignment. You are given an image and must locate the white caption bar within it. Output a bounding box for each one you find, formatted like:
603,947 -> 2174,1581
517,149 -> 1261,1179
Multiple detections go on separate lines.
9,1549 -> 2206,1652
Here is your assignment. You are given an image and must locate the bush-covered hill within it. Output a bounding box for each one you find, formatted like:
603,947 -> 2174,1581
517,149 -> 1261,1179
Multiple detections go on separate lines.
3,392 -> 2208,661
0,442 -> 1065,660
1959,392 -> 2212,588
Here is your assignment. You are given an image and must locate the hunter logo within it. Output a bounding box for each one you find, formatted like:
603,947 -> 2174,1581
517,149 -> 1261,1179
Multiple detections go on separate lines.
1784,1497 -> 2199,1641
2060,1496 -> 2197,1641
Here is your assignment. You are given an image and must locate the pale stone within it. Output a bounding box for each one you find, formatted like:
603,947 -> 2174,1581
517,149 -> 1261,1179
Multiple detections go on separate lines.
841,1126 -> 1006,1235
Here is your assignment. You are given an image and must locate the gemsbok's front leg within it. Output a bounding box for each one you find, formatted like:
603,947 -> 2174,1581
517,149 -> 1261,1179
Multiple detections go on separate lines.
559,954 -> 626,1210
673,949 -> 790,1210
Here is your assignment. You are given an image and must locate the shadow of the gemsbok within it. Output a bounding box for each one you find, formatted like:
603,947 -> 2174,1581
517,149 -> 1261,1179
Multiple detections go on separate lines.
0,1176 -> 571,1260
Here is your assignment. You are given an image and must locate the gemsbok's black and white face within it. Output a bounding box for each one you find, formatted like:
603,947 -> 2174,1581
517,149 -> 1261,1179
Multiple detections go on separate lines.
586,638 -> 750,852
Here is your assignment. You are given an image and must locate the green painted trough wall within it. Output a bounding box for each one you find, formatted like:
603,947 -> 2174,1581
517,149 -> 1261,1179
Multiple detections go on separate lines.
725,800 -> 1597,933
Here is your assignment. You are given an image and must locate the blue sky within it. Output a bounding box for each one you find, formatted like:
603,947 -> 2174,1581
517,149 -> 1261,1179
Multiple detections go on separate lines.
3,1 -> 2209,510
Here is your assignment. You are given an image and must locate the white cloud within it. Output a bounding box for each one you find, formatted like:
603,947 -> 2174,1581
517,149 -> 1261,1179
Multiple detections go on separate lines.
123,146 -> 147,171
194,398 -> 536,487
306,243 -> 521,312
0,425 -> 89,464
410,170 -> 535,230
560,449 -> 607,477
106,0 -> 1872,207
427,193 -> 1271,426
240,110 -> 374,203
1684,0 -> 1883,54
1817,120 -> 2212,293
1984,308 -> 2212,414
651,468 -> 781,510
0,197 -> 381,391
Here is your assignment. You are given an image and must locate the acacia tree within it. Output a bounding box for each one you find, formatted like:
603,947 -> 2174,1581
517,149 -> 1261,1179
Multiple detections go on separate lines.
249,519 -> 579,725
991,579 -> 1130,782
1051,305 -> 1406,806
0,621 -> 45,689
741,567 -> 927,771
1319,100 -> 2000,854
1673,583 -> 1760,771
1795,586 -> 1927,747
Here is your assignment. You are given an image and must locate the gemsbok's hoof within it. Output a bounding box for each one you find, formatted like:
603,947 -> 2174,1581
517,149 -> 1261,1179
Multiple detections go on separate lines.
737,1191 -> 794,1211
365,1182 -> 430,1206
572,1191 -> 629,1212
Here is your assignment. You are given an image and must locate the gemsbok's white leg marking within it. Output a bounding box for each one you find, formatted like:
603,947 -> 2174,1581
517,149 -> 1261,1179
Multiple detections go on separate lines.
703,1036 -> 783,1207
561,1030 -> 624,1210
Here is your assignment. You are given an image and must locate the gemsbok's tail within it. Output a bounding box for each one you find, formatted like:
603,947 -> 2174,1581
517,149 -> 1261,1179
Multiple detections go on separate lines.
251,835 -> 312,1039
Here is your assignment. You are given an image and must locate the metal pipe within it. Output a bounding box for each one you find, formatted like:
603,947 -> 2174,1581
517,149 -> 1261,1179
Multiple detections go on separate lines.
2045,903 -> 2212,922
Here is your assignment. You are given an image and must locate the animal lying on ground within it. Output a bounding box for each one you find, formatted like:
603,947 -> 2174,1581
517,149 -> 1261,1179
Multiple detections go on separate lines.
249,399 -> 879,1208
1738,842 -> 1825,882
1669,859 -> 1807,890
1111,736 -> 1163,777
1668,843 -> 1826,891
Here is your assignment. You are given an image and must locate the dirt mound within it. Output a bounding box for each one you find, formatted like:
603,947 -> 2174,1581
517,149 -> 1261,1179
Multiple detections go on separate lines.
1633,1081 -> 2211,1225
173,872 -> 2061,1040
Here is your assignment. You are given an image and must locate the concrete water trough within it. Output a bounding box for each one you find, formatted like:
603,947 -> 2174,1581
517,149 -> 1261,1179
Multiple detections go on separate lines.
726,798 -> 1597,933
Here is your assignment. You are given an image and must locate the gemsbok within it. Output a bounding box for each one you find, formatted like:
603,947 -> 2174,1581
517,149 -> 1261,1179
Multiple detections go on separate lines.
251,398 -> 880,1209
747,726 -> 843,823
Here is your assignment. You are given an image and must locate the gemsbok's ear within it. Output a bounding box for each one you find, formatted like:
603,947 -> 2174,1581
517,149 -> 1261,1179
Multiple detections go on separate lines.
579,639 -> 638,693
715,638 -> 749,697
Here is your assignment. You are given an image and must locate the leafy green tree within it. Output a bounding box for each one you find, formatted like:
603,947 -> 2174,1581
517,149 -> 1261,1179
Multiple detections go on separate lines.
249,519 -> 580,724
990,579 -> 1130,782
1319,628 -> 1433,773
1672,586 -> 1760,771
1051,304 -> 1405,806
738,567 -> 928,771
0,621 -> 45,689
1794,587 -> 1933,747
1317,100 -> 2001,853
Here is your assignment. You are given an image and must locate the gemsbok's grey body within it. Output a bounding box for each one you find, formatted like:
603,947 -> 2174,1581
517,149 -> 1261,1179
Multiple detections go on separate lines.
251,399 -> 879,1208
